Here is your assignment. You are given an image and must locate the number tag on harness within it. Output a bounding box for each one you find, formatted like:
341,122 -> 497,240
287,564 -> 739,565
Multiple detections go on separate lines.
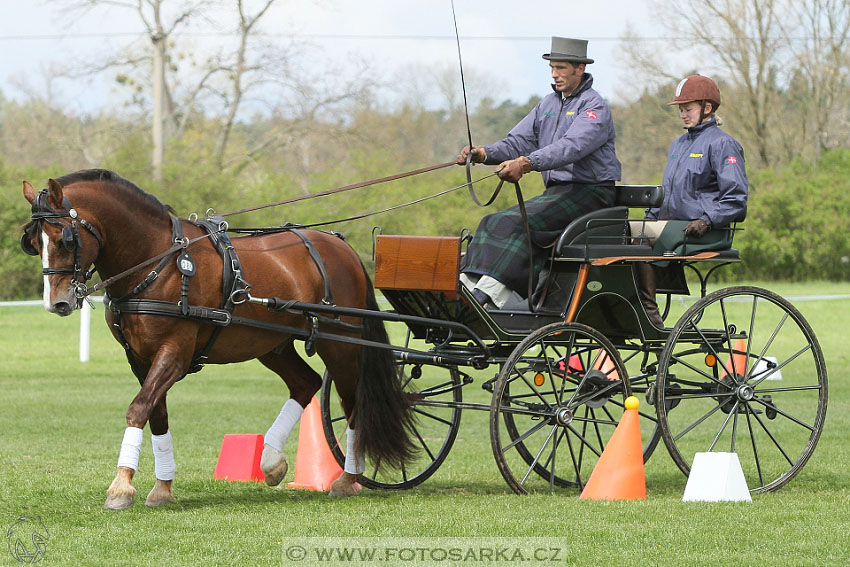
177,251 -> 196,277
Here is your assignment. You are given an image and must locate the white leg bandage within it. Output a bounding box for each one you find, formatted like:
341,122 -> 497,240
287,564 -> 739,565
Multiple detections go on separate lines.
152,430 -> 177,481
344,427 -> 365,475
264,399 -> 304,453
117,426 -> 144,471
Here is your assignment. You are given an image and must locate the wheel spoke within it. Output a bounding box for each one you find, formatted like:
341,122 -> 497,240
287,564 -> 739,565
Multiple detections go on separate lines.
747,407 -> 796,467
412,407 -> 455,427
519,425 -> 559,488
501,418 -> 552,453
744,408 -> 765,487
749,343 -> 813,389
752,397 -> 816,432
672,402 -> 724,442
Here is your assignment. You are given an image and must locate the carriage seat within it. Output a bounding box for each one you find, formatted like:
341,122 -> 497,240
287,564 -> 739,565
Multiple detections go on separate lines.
554,185 -> 664,259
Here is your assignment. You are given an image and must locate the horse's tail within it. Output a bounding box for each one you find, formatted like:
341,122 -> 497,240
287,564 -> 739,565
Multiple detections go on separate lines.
353,267 -> 417,470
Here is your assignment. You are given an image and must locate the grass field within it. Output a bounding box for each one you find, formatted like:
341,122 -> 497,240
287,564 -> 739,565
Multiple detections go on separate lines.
1,281 -> 849,566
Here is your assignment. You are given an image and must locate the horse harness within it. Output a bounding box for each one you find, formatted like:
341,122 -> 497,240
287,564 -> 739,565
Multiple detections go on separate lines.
26,189 -> 373,376
104,217 -> 352,375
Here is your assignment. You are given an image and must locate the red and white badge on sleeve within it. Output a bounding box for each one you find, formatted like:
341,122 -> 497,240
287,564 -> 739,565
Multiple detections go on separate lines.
585,110 -> 598,119
726,156 -> 738,164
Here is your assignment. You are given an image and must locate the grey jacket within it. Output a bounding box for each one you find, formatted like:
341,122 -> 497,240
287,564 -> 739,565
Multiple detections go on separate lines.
483,73 -> 621,186
648,118 -> 748,228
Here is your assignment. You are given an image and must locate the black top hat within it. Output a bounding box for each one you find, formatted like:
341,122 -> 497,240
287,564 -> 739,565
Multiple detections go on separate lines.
542,37 -> 594,64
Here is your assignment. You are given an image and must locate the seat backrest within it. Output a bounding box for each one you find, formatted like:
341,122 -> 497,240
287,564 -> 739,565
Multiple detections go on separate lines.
556,207 -> 629,250
614,185 -> 664,208
554,186 -> 663,254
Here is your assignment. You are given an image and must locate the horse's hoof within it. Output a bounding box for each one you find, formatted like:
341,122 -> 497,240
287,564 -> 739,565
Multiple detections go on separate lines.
328,473 -> 360,497
103,493 -> 135,510
260,446 -> 288,487
328,486 -> 358,497
145,480 -> 176,507
145,494 -> 176,507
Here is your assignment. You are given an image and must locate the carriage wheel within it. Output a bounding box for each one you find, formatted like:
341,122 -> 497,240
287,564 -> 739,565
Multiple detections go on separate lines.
656,286 -> 828,493
490,322 -> 632,494
320,362 -> 463,490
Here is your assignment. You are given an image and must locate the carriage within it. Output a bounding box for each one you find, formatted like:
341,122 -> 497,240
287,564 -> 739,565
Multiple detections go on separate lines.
320,184 -> 828,495
22,172 -> 827,504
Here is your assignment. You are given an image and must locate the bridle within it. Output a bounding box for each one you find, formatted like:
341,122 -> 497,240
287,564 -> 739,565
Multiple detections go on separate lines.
21,189 -> 104,307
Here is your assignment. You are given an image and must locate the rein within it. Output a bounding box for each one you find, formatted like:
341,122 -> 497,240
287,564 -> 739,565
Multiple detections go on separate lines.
217,160 -> 456,218
41,160 -> 492,302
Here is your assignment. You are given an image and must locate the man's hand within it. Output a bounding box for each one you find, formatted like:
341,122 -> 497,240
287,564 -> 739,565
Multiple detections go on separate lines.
496,156 -> 533,183
457,145 -> 486,165
684,219 -> 710,238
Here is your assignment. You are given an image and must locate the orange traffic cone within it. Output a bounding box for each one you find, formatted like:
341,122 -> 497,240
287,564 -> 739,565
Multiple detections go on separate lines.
579,396 -> 646,500
592,350 -> 620,381
721,338 -> 748,379
287,397 -> 345,491
213,434 -> 265,482
559,354 -> 584,373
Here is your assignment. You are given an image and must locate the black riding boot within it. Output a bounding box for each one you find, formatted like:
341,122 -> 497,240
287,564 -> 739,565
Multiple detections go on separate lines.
634,262 -> 664,328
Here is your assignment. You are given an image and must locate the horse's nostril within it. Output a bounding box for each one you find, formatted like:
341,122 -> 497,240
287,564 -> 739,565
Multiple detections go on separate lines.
54,302 -> 73,316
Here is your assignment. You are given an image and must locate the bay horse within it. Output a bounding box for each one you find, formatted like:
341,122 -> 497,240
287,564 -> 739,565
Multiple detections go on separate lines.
20,169 -> 416,510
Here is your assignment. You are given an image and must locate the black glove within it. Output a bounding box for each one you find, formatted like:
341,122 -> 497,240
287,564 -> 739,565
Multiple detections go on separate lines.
684,219 -> 710,238
457,145 -> 486,165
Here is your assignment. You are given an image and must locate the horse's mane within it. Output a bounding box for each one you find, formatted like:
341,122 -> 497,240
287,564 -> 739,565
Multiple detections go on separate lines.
57,169 -> 177,216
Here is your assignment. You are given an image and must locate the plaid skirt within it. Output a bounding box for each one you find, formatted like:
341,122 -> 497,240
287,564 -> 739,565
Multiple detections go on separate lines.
462,183 -> 616,293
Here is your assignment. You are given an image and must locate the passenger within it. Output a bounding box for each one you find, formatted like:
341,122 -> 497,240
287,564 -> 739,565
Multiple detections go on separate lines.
633,74 -> 748,327
456,36 -> 621,309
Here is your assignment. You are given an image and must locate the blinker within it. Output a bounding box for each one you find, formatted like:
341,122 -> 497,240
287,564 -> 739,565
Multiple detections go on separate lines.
21,232 -> 39,256
61,225 -> 77,252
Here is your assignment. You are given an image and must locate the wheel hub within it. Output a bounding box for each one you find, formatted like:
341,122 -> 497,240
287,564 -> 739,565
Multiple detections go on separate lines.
736,383 -> 755,402
555,406 -> 573,426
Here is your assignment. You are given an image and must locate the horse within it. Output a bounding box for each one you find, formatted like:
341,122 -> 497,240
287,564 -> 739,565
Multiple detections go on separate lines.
20,169 -> 416,510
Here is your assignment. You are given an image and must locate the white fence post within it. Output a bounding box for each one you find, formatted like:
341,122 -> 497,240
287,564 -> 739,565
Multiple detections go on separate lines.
79,300 -> 91,362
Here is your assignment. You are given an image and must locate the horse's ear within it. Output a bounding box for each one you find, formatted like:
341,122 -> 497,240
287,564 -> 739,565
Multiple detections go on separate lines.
23,181 -> 37,204
47,178 -> 65,209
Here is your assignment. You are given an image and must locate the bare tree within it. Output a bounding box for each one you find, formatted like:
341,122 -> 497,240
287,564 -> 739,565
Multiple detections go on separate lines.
620,0 -> 850,168
644,0 -> 785,166
783,0 -> 850,160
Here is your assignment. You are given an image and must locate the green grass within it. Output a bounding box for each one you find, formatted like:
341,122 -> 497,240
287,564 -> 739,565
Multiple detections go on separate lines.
1,283 -> 849,566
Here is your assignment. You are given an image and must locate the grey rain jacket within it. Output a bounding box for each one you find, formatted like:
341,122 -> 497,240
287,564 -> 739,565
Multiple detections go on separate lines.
482,73 -> 621,186
648,118 -> 748,228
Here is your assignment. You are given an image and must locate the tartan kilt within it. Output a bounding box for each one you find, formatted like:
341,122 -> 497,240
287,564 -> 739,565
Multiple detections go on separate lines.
462,183 -> 616,293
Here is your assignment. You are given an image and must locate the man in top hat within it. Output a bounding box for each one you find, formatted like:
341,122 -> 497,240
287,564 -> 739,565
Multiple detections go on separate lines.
457,36 -> 621,309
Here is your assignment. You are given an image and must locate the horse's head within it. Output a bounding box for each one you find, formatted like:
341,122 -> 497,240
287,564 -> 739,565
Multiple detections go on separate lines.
22,178 -> 103,316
